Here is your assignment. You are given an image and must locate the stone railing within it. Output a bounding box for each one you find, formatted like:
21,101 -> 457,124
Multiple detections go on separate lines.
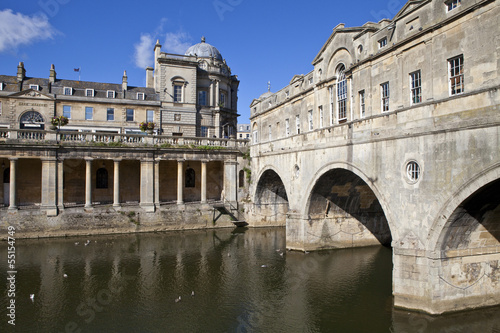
0,128 -> 249,149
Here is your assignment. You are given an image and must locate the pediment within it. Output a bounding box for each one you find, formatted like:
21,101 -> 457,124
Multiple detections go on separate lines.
393,0 -> 427,20
9,89 -> 54,100
289,75 -> 304,85
250,99 -> 260,107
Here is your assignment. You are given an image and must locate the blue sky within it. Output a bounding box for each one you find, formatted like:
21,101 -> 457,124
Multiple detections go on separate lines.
0,0 -> 404,123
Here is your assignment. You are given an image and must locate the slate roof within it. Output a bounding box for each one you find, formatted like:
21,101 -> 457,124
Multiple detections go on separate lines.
0,75 -> 159,101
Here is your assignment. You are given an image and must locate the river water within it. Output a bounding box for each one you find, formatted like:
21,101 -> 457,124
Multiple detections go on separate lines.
1,227 -> 500,332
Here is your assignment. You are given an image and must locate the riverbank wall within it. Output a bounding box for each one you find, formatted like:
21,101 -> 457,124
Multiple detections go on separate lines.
0,203 -> 243,239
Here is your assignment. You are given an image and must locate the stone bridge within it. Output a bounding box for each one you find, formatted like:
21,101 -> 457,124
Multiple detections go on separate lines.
247,88 -> 500,314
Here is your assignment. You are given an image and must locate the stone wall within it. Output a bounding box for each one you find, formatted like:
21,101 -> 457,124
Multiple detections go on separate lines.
0,204 -> 236,239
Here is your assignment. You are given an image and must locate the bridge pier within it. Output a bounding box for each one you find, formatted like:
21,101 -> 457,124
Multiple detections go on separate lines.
393,248 -> 500,314
286,213 -> 391,251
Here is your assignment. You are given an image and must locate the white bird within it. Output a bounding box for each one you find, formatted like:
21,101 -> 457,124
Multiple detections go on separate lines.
75,242 -> 79,245
63,274 -> 68,278
30,294 -> 35,301
280,252 -> 284,257
261,265 -> 267,268
191,291 -> 195,296
175,296 -> 181,303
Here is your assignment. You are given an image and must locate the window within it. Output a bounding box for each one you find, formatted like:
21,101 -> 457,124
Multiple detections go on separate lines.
359,90 -> 365,118
308,77 -> 313,85
285,119 -> 290,137
185,168 -> 195,188
252,129 -> 258,143
64,87 -> 72,95
308,110 -> 313,131
198,91 -> 207,106
173,85 -> 182,103
0,83 -> 4,90
220,92 -> 226,107
381,82 -> 390,112
201,126 -> 208,137
96,168 -> 108,189
378,37 -> 387,49
30,84 -> 39,91
337,65 -> 347,121
285,91 -> 290,98
410,71 -> 422,104
126,109 -> 134,122
107,90 -> 115,98
329,86 -> 334,125
449,55 -> 464,95
446,0 -> 461,11
63,105 -> 71,119
107,108 -> 114,121
319,106 -> 323,128
146,110 -> 154,122
137,92 -> 145,100
406,161 -> 421,183
85,89 -> 94,97
239,170 -> 245,188
268,125 -> 272,141
295,115 -> 300,134
85,107 -> 93,120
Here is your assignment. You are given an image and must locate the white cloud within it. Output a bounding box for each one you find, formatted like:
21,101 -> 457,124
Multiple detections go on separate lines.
134,34 -> 154,69
0,9 -> 56,53
164,32 -> 192,55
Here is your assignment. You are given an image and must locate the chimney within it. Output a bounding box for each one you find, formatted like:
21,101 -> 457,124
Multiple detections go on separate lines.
17,62 -> 26,91
49,64 -> 56,83
122,70 -> 128,95
17,61 -> 25,81
146,67 -> 154,88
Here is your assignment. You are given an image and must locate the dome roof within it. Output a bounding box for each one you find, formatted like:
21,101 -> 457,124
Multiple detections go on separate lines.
185,37 -> 222,61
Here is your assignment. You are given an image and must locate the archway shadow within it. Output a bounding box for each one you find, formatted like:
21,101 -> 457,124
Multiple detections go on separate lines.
308,168 -> 392,247
440,178 -> 500,251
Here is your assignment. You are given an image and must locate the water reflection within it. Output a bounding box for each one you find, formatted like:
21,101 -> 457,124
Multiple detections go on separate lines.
0,228 -> 499,332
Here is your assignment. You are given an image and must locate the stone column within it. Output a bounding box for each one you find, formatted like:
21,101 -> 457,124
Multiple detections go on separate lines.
84,158 -> 92,208
57,159 -> 64,211
201,160 -> 208,203
8,158 -> 17,210
223,158 -> 237,205
113,160 -> 120,208
41,158 -> 58,216
154,159 -> 160,208
140,159 -> 155,212
209,80 -> 214,106
215,80 -> 220,106
177,160 -> 184,204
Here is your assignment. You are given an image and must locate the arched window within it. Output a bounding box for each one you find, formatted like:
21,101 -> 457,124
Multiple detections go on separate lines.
239,170 -> 245,188
336,64 -> 347,122
252,123 -> 258,144
20,111 -> 45,129
96,168 -> 108,189
185,168 -> 195,188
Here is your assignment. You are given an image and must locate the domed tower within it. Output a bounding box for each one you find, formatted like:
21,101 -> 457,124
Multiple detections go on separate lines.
152,37 -> 239,138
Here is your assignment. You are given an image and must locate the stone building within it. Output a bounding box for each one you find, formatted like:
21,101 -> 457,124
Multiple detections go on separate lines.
152,37 -> 240,138
0,37 -> 239,138
248,0 -> 500,314
0,38 -> 247,231
249,0 -> 496,142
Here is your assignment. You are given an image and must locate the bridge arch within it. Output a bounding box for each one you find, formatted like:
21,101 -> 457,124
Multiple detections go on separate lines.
429,164 -> 500,252
302,162 -> 396,248
253,166 -> 290,226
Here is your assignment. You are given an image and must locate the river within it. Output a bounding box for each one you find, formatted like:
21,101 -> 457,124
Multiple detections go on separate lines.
1,227 -> 499,332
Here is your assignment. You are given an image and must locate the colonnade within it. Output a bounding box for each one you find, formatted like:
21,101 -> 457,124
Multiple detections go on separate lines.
4,156 -> 238,216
